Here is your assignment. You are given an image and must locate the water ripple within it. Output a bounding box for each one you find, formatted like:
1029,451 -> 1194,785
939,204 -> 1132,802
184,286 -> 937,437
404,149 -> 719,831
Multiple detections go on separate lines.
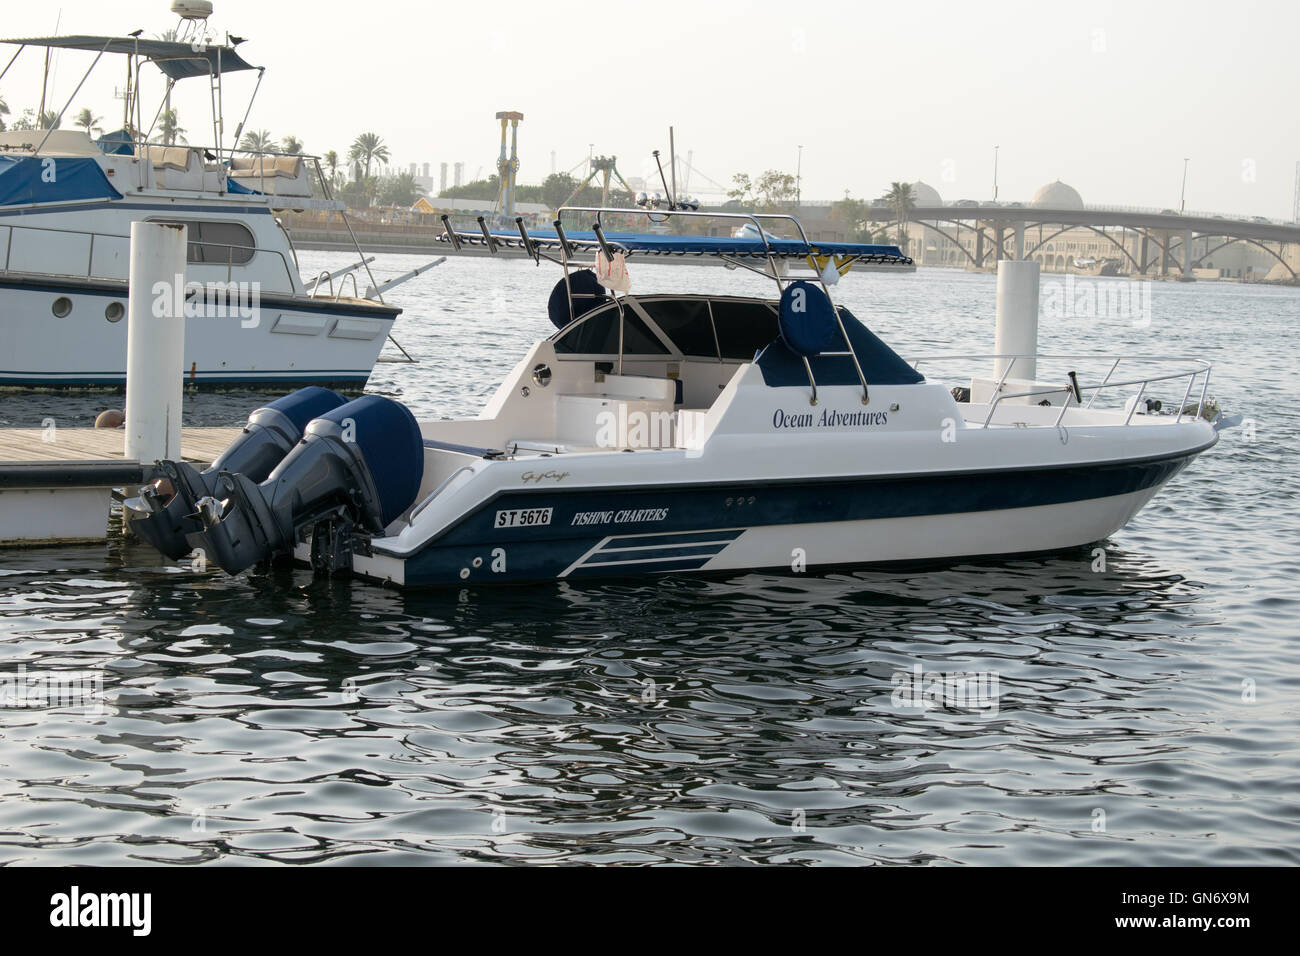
1,263 -> 1297,865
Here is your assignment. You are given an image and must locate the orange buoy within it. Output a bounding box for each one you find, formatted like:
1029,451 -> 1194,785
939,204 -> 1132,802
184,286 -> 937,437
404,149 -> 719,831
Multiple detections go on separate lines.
94,409 -> 125,428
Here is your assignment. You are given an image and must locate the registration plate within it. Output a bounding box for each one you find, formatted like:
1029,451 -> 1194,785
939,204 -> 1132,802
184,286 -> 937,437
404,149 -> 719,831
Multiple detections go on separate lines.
495,507 -> 553,529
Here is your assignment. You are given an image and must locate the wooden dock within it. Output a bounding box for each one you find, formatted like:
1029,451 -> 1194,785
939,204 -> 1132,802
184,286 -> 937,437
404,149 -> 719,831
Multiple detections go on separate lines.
0,426 -> 243,546
0,426 -> 242,466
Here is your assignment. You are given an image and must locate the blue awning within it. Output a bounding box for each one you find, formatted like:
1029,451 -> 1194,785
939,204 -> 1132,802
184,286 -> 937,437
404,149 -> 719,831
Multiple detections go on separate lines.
96,128 -> 134,156
0,155 -> 122,207
441,227 -> 911,263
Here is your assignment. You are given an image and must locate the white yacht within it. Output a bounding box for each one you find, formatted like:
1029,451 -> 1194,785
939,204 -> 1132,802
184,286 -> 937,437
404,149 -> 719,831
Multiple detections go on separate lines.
0,11 -> 407,388
127,200 -> 1225,588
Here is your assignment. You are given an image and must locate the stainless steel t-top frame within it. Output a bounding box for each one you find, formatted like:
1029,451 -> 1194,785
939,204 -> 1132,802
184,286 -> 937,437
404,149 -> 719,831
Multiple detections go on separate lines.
440,205 -> 899,404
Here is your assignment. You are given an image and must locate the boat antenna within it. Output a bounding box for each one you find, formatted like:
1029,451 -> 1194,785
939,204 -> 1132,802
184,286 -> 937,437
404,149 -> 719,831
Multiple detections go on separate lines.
651,149 -> 675,210
37,11 -> 61,124
669,126 -> 678,209
642,140 -> 698,216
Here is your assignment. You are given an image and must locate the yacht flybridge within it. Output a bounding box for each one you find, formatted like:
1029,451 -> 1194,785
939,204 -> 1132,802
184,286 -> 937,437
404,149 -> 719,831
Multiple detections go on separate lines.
127,202 -> 1222,587
0,7 -> 417,388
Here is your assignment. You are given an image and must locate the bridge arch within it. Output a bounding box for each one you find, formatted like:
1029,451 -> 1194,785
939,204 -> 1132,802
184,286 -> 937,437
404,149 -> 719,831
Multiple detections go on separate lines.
899,220 -> 980,267
1190,236 -> 1298,279
1021,224 -> 1142,273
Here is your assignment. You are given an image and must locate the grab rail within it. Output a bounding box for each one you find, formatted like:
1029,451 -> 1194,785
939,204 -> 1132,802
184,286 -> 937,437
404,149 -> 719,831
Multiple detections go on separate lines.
408,465 -> 476,522
908,353 -> 1212,427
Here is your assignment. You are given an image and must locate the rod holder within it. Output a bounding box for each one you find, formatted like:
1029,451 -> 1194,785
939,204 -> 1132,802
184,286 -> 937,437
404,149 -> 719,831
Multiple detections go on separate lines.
553,220 -> 574,259
440,215 -> 461,252
591,222 -> 615,262
476,216 -> 497,254
515,216 -> 536,261
1067,370 -> 1083,404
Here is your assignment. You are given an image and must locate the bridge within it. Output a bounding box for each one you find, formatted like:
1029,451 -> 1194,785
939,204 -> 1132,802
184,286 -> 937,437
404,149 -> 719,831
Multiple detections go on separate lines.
845,182 -> 1300,280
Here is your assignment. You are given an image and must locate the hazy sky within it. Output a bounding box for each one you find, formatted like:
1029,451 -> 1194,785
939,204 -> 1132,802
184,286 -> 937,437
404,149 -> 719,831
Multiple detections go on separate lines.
3,0 -> 1297,217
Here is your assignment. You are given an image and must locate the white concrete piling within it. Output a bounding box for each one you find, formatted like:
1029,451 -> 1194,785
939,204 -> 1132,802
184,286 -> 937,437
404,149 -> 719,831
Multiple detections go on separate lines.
124,221 -> 187,464
994,259 -> 1041,381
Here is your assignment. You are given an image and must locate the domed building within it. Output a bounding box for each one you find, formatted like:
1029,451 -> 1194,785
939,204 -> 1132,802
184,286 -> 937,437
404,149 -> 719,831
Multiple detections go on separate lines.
1031,180 -> 1084,209
909,181 -> 943,207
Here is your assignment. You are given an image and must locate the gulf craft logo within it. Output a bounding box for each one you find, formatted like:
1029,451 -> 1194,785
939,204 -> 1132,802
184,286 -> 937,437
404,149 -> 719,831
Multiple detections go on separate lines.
772,408 -> 889,429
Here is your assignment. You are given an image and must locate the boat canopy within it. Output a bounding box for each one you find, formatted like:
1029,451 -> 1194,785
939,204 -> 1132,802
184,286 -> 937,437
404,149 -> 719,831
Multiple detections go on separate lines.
442,227 -> 912,263
0,155 -> 122,206
2,36 -> 259,80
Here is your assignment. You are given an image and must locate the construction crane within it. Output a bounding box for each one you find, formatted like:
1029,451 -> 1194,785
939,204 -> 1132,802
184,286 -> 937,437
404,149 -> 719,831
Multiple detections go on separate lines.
562,155 -> 636,208
494,111 -> 523,218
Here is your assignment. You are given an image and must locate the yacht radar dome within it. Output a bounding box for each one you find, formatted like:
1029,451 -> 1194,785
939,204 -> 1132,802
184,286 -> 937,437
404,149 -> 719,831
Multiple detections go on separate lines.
171,0 -> 215,20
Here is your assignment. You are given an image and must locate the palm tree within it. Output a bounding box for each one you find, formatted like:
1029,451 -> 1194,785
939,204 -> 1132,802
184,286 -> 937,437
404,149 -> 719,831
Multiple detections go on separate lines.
378,171 -> 422,207
38,109 -> 61,130
281,135 -> 303,155
882,181 -> 916,249
323,149 -> 341,185
154,109 -> 186,145
348,132 -> 389,181
239,129 -> 275,153
74,108 -> 103,136
0,96 -> 9,131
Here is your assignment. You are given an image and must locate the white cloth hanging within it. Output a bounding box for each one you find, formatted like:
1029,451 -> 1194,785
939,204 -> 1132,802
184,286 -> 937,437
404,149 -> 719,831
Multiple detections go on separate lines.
596,250 -> 632,292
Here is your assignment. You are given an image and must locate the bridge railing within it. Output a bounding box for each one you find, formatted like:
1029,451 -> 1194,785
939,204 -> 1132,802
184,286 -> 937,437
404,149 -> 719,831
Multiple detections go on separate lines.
796,199 -> 1287,224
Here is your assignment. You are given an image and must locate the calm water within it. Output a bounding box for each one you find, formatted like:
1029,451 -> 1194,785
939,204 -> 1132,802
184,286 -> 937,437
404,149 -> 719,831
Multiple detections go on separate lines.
0,255 -> 1296,865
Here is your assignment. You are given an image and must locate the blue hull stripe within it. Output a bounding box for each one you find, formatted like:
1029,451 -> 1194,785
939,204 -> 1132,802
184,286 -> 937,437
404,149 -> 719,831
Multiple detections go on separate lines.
0,200 -> 274,218
0,371 -> 372,387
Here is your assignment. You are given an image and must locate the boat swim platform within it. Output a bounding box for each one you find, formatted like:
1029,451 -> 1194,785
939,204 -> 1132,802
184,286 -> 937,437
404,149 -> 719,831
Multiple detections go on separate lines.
0,426 -> 243,547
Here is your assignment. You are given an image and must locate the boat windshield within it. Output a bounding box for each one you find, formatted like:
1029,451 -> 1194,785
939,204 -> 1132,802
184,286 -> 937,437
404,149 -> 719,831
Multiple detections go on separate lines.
552,295 -> 781,362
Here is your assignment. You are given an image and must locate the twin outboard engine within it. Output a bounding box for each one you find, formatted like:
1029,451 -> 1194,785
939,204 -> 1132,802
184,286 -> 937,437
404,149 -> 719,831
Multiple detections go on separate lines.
124,386 -> 348,559
127,389 -> 425,577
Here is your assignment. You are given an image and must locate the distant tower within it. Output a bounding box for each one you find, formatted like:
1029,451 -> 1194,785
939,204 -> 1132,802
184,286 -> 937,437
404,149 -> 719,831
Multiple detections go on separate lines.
440,163 -> 448,192
551,150 -> 556,176
1294,161 -> 1300,222
422,162 -> 430,179
454,162 -> 463,189
409,163 -> 416,176
494,110 -> 524,217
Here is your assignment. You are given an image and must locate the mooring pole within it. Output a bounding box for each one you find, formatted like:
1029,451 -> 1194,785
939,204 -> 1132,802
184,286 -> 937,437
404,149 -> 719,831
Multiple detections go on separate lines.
124,220 -> 187,464
994,258 -> 1040,381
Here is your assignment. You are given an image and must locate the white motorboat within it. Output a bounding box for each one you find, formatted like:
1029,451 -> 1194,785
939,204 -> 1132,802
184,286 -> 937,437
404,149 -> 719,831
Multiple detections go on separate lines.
0,10 -> 419,389
127,201 -> 1222,587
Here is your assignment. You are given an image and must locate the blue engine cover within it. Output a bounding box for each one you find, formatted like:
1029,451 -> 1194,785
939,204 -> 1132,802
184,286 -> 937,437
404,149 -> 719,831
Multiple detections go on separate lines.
263,386 -> 347,432
319,395 -> 425,526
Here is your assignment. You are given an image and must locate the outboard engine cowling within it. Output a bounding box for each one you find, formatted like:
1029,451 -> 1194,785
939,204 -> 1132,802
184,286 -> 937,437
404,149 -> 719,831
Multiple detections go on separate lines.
124,386 -> 347,559
186,394 -> 424,575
